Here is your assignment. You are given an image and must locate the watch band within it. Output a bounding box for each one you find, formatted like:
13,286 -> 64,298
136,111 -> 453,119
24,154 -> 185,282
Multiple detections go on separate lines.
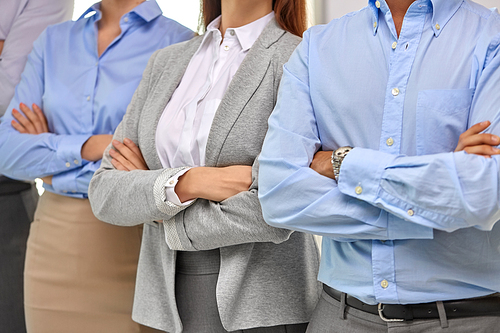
331,146 -> 353,181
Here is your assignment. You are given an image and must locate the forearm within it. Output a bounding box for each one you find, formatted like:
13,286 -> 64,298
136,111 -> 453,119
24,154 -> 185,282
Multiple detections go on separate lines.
338,147 -> 500,232
0,127 -> 90,180
166,189 -> 293,251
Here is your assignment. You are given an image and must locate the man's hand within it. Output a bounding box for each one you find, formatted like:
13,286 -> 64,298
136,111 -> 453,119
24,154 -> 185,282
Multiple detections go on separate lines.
81,134 -> 113,161
310,151 -> 335,180
175,165 -> 252,203
109,138 -> 148,171
455,121 -> 500,157
11,103 -> 49,134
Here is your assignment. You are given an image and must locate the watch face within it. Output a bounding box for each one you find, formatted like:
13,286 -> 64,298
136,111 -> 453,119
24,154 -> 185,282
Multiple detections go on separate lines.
336,146 -> 352,157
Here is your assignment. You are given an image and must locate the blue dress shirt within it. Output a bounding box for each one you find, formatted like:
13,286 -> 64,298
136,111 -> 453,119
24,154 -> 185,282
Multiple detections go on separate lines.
0,0 -> 193,198
259,0 -> 500,305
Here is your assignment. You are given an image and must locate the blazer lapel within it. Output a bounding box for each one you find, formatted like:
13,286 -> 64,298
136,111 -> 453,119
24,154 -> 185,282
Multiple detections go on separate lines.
204,19 -> 285,167
141,37 -> 203,170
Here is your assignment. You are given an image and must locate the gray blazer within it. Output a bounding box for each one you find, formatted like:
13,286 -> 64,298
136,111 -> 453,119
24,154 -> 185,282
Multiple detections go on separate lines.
89,19 -> 321,333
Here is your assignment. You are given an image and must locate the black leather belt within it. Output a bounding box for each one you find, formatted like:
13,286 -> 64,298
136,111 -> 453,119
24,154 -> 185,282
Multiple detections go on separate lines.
323,284 -> 500,322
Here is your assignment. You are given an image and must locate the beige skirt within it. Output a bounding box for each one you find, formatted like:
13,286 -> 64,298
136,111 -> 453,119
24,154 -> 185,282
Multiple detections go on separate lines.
24,191 -> 158,333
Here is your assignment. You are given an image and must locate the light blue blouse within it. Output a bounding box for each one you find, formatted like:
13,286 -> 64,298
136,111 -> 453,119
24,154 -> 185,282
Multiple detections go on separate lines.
0,0 -> 193,197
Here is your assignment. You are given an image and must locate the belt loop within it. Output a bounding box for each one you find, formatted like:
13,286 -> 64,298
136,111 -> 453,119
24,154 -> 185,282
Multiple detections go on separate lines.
436,301 -> 448,328
339,292 -> 347,319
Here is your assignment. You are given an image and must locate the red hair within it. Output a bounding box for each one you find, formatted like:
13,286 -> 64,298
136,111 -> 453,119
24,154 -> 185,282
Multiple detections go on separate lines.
200,0 -> 307,37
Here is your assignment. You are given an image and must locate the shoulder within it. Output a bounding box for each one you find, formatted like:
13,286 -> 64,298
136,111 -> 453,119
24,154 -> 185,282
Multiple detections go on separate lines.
151,35 -> 201,65
142,35 -> 201,81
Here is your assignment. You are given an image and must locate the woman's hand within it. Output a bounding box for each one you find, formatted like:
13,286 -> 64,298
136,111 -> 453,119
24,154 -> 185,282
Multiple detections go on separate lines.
109,138 -> 148,171
81,134 -> 113,161
175,165 -> 252,203
310,151 -> 335,180
455,121 -> 500,157
11,103 -> 49,134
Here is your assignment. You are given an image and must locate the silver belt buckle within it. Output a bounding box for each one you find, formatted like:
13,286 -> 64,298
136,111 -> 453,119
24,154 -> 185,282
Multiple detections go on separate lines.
378,303 -> 405,322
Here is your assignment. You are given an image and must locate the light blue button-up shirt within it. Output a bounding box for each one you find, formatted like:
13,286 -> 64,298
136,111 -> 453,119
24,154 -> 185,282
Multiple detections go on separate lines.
259,0 -> 500,305
0,0 -> 193,198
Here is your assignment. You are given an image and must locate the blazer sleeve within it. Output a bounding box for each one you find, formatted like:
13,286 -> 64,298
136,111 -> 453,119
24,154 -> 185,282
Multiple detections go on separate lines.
162,34 -> 302,251
89,50 -> 194,226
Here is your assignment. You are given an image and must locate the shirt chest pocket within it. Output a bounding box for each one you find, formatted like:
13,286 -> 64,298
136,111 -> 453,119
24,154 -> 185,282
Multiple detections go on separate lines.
416,89 -> 474,155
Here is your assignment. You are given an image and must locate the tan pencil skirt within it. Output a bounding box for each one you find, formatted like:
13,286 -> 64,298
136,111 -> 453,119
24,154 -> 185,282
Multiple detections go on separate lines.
24,191 -> 158,333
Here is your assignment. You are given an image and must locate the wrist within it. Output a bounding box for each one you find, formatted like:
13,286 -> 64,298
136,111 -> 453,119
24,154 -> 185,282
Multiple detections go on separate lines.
331,146 -> 353,182
176,167 -> 203,202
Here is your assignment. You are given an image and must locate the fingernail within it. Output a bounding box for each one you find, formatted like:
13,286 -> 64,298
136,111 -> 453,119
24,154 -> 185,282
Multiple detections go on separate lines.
124,138 -> 131,143
492,135 -> 500,143
481,121 -> 490,126
493,148 -> 500,153
12,109 -> 17,113
112,139 -> 119,145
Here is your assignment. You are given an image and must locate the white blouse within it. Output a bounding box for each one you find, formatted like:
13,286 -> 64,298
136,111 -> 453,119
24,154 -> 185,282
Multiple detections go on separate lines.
155,12 -> 274,205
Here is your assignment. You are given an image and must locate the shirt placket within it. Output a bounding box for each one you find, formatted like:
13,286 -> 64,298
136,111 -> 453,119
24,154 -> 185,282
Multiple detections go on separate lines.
83,14 -> 132,135
178,32 -> 221,166
371,2 -> 428,304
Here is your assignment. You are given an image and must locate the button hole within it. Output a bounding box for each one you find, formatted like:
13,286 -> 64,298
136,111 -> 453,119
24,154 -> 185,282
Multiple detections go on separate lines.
405,43 -> 409,50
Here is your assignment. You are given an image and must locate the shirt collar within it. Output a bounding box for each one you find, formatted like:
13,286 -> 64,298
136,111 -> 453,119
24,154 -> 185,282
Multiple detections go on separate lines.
78,0 -> 162,23
204,11 -> 275,51
368,0 -> 463,37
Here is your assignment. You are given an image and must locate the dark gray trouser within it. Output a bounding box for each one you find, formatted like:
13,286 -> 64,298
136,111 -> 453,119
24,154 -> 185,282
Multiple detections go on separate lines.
306,288 -> 500,333
0,184 -> 38,333
173,250 -> 308,333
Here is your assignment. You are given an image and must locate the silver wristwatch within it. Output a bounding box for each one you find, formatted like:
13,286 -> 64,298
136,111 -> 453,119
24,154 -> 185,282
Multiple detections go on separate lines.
331,146 -> 353,181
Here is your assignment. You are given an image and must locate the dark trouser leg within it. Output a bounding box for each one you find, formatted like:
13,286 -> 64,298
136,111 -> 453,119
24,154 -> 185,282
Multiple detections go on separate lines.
0,185 -> 38,333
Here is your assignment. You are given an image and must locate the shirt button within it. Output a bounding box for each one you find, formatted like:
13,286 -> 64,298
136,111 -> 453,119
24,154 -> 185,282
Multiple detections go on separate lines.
86,96 -> 91,101
392,41 -> 397,49
386,137 -> 394,146
355,186 -> 363,195
375,1 -> 381,8
381,280 -> 389,289
95,62 -> 98,66
407,209 -> 415,216
223,45 -> 229,51
74,159 -> 79,165
124,17 -> 129,23
63,190 -> 68,193
229,30 -> 235,36
373,22 -> 377,28
391,88 -> 400,96
65,162 -> 71,167
435,23 -> 440,30
169,180 -> 175,185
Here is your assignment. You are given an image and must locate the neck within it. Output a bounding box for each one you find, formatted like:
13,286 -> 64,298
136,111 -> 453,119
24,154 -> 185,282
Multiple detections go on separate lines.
386,0 -> 415,37
219,0 -> 273,37
99,0 -> 145,28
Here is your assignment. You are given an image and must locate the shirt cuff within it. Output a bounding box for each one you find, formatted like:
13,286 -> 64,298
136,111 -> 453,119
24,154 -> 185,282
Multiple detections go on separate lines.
56,134 -> 92,168
165,168 -> 194,206
337,147 -> 396,203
